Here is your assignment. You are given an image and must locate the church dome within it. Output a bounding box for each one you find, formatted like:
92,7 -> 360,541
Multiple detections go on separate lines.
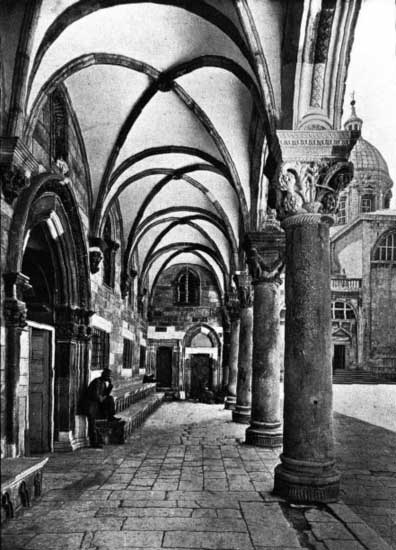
350,136 -> 390,177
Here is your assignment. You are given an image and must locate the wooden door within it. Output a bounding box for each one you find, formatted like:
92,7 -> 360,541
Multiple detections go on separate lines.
190,354 -> 211,398
29,328 -> 52,453
156,347 -> 173,387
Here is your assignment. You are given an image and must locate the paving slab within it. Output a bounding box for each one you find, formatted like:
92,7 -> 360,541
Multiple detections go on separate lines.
2,401 -> 395,549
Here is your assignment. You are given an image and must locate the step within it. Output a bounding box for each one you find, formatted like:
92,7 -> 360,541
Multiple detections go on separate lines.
113,382 -> 156,413
1,457 -> 48,524
332,370 -> 395,384
95,392 -> 165,445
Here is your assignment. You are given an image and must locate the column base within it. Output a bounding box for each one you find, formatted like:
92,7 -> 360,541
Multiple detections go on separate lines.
232,405 -> 251,424
224,395 -> 236,410
245,421 -> 283,448
273,454 -> 340,503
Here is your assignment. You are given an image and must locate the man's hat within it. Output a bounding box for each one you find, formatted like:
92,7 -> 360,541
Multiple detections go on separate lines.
101,368 -> 112,376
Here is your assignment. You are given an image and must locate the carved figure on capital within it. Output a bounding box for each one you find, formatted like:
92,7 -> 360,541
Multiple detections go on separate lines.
0,166 -> 30,204
247,248 -> 284,285
277,160 -> 353,219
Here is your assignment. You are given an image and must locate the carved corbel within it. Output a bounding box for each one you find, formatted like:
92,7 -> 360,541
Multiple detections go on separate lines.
0,166 -> 30,204
53,158 -> 71,185
89,248 -> 103,274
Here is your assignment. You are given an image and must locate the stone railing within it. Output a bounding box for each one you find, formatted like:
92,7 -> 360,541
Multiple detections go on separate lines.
331,278 -> 362,291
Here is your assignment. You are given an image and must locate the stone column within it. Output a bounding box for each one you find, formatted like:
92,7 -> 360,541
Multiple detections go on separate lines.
273,212 -> 340,501
54,305 -> 80,451
232,272 -> 253,424
244,226 -> 285,446
224,296 -> 240,410
3,273 -> 31,457
271,152 -> 355,503
221,308 -> 231,391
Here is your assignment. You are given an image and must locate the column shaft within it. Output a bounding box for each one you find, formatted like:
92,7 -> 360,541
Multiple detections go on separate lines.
224,318 -> 240,410
232,305 -> 253,423
245,281 -> 282,445
274,214 -> 340,502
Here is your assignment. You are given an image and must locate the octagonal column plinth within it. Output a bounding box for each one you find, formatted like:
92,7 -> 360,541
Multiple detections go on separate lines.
273,213 -> 340,503
232,272 -> 253,424
244,229 -> 284,447
224,302 -> 240,410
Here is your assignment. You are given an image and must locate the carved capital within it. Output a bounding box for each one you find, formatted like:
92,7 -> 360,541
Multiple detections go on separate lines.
244,231 -> 285,285
89,248 -> 103,274
55,305 -> 80,340
0,166 -> 30,204
275,159 -> 353,221
225,291 -> 241,321
233,272 -> 253,308
3,272 -> 32,300
4,299 -> 27,328
246,248 -> 284,285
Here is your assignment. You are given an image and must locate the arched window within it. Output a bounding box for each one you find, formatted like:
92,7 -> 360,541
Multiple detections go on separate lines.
331,301 -> 355,320
175,268 -> 200,306
336,194 -> 347,225
361,194 -> 375,213
50,90 -> 68,162
372,232 -> 396,264
103,217 -> 116,287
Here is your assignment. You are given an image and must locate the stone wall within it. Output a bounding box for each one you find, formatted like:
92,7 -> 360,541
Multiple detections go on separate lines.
331,213 -> 396,375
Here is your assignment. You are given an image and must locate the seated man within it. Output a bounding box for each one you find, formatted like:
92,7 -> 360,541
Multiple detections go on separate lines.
86,368 -> 116,448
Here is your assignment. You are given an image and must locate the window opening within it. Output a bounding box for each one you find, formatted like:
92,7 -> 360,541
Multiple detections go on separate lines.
175,268 -> 200,305
91,328 -> 110,370
373,232 -> 396,264
337,194 -> 347,224
123,339 -> 133,369
331,301 -> 355,320
361,194 -> 374,213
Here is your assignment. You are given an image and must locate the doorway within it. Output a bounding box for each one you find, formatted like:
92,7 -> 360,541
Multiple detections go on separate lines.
190,354 -> 211,398
156,347 -> 173,387
29,327 -> 53,454
333,345 -> 346,371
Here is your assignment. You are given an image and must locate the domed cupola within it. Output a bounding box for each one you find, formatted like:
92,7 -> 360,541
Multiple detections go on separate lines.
335,96 -> 393,226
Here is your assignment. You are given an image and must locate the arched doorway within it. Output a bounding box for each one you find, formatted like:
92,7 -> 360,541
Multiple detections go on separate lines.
183,325 -> 221,398
4,175 -> 91,455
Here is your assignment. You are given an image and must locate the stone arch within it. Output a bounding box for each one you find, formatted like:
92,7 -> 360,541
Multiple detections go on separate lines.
4,173 -> 91,454
7,173 -> 90,308
184,323 -> 221,349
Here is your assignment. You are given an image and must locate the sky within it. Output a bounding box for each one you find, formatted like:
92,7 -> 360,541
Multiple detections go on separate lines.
343,0 -> 396,208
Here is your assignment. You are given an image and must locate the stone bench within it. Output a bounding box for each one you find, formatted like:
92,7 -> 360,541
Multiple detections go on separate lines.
95,389 -> 164,445
1,457 -> 48,524
112,381 -> 157,413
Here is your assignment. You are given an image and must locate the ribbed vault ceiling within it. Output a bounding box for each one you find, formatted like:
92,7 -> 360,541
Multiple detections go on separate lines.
23,0 -> 274,302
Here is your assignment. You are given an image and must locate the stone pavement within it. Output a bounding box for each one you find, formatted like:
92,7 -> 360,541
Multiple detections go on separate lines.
1,402 -> 395,550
